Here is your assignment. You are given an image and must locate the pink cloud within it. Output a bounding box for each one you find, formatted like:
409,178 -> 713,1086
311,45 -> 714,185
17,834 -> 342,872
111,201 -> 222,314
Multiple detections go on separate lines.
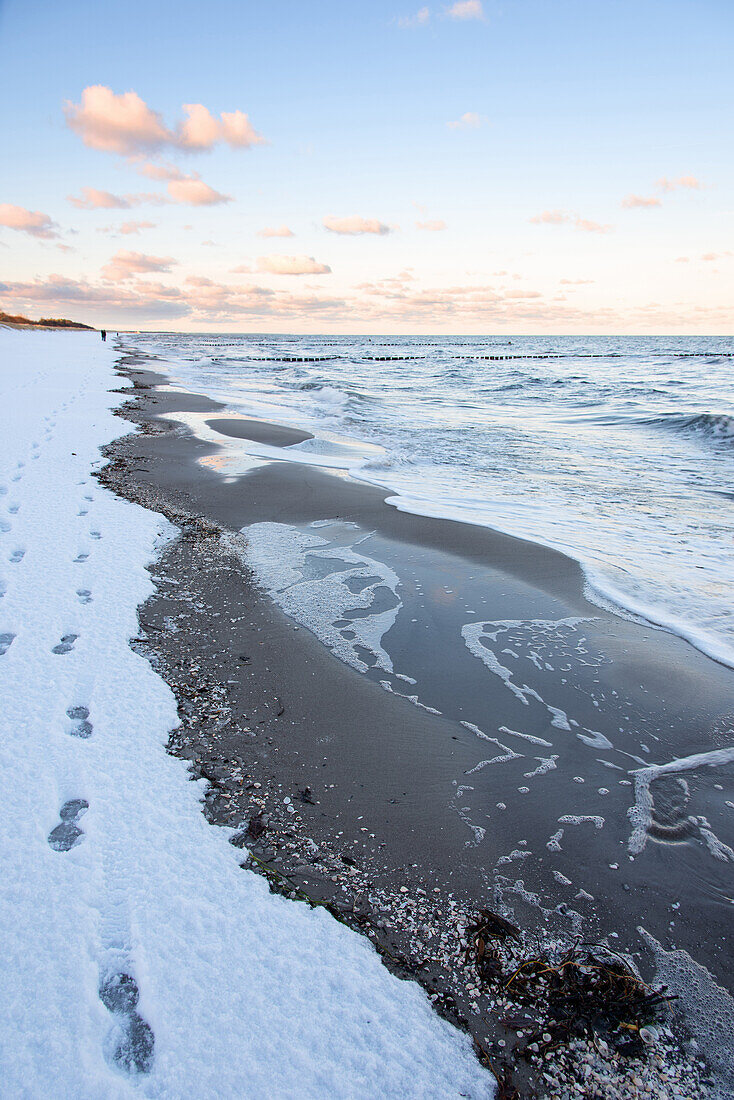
530,210 -> 611,233
166,177 -> 232,205
621,194 -> 662,209
185,275 -> 216,287
131,162 -> 231,205
446,0 -> 484,19
446,111 -> 484,130
574,218 -> 611,233
0,273 -> 188,318
68,187 -> 170,209
101,250 -> 177,281
323,215 -> 392,236
657,175 -> 702,192
68,187 -> 131,210
0,204 -> 59,239
65,87 -> 172,155
179,104 -> 265,151
136,161 -> 183,181
256,255 -> 332,275
529,210 -> 569,225
258,225 -> 295,238
64,86 -> 265,157
119,220 -> 156,235
3,269 -> 732,331
415,219 -> 447,231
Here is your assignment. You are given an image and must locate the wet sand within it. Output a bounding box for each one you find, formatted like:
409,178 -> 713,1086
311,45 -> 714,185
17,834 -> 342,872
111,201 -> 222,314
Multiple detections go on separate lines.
102,350 -> 734,1098
204,417 -> 313,446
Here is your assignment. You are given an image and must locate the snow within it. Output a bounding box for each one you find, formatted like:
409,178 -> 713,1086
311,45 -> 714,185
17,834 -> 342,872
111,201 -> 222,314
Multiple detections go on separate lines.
0,330 -> 492,1099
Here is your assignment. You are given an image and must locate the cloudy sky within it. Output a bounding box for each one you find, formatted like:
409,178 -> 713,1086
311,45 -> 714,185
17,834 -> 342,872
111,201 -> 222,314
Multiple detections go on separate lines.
0,0 -> 732,332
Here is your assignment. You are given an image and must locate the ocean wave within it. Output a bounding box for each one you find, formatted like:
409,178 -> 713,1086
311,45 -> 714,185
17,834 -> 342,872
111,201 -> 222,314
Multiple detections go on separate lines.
575,410 -> 734,446
643,411 -> 734,444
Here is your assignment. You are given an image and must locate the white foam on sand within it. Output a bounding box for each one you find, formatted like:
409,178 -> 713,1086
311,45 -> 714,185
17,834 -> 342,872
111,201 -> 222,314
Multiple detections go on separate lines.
0,331 -> 492,1098
628,746 -> 734,856
639,927 -> 734,1099
558,814 -> 605,829
241,520 -> 402,675
461,618 -> 603,746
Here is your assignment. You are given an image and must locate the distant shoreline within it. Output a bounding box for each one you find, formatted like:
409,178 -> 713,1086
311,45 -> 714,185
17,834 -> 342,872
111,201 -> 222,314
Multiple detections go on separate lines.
0,310 -> 95,331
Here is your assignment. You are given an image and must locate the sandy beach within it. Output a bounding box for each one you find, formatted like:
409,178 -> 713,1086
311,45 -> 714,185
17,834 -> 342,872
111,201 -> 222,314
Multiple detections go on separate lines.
99,345 -> 734,1098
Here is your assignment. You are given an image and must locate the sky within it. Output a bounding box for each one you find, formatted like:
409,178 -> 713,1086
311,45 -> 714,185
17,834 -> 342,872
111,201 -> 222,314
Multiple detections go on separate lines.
0,0 -> 732,333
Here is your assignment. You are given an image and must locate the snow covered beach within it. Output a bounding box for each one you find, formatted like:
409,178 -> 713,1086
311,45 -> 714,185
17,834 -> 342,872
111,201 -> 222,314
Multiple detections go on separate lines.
0,329 -> 492,1098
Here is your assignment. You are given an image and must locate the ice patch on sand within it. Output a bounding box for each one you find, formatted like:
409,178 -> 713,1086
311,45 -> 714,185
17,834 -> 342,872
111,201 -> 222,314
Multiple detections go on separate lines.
242,521 -> 402,674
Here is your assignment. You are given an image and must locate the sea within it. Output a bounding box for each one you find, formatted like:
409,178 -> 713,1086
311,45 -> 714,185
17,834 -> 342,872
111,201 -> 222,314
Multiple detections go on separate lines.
131,333 -> 734,670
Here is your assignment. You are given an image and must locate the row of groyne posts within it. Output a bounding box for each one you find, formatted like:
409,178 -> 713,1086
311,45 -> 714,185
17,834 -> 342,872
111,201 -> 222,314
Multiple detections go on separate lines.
246,351 -> 732,363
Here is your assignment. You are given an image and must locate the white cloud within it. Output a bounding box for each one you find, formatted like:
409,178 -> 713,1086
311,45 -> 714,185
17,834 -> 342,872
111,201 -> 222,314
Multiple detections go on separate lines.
446,111 -> 485,130
398,6 -> 430,27
446,0 -> 484,20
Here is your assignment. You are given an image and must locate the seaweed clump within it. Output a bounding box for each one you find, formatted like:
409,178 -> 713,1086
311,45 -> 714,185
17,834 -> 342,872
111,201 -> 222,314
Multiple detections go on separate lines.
466,909 -> 676,1074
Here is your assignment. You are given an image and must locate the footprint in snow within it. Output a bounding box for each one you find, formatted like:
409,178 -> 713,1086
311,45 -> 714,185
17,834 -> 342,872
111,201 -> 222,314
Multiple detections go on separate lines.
9,549 -> 25,563
76,588 -> 93,605
47,799 -> 88,852
0,632 -> 16,656
74,552 -> 89,563
66,705 -> 93,738
0,519 -> 10,534
99,972 -> 155,1074
52,634 -> 78,655
78,509 -> 88,517
8,504 -> 20,515
90,531 -> 102,540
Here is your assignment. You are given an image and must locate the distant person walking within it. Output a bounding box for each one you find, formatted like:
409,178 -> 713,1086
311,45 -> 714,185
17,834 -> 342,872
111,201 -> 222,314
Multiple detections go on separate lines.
101,329 -> 107,341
